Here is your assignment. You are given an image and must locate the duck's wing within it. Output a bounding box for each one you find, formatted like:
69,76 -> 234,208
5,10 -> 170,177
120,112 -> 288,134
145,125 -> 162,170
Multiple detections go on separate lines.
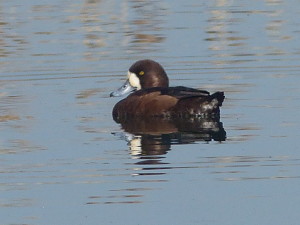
161,86 -> 210,99
133,86 -> 210,99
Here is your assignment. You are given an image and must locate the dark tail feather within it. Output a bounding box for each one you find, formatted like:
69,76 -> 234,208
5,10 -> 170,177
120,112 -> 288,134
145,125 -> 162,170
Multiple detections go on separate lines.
211,92 -> 225,106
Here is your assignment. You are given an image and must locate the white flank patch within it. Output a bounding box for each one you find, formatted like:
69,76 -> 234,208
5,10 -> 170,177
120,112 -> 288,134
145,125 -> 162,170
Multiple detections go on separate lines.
127,71 -> 141,90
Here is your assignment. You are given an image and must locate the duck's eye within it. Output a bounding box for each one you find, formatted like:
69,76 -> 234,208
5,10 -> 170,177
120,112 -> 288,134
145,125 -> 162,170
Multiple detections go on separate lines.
139,71 -> 144,76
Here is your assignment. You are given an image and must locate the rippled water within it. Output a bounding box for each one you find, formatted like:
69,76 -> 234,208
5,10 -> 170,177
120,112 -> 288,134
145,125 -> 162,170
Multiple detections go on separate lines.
1,1 -> 300,225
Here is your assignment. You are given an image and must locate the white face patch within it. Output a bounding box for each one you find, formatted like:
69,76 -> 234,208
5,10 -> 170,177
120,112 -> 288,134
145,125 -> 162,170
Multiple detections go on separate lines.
127,71 -> 141,90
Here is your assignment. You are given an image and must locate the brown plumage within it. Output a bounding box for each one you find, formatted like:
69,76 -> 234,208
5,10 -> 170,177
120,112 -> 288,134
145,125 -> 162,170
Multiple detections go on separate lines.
110,60 -> 224,122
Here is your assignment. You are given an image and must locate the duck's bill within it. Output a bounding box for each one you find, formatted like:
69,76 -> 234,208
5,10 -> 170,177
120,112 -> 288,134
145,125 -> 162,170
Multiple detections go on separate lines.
110,80 -> 136,97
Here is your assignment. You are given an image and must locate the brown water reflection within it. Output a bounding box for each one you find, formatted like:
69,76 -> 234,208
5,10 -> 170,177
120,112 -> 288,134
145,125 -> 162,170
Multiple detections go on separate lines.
113,117 -> 226,157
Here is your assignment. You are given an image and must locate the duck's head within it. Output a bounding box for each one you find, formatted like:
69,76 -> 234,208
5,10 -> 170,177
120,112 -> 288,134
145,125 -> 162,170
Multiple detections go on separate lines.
110,59 -> 169,97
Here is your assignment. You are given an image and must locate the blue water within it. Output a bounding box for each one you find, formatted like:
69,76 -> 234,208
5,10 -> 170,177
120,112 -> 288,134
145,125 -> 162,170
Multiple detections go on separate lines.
1,1 -> 300,225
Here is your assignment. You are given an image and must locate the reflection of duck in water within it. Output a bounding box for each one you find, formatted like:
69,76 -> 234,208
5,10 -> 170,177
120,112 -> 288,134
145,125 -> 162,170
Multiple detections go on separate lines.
113,117 -> 226,156
110,59 -> 224,121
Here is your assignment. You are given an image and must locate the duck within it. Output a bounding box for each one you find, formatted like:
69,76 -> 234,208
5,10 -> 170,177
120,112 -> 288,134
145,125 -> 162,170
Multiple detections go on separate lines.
110,59 -> 224,121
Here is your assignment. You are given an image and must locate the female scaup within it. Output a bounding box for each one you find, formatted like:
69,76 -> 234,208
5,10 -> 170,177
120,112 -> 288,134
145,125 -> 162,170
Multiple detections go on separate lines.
110,59 -> 224,121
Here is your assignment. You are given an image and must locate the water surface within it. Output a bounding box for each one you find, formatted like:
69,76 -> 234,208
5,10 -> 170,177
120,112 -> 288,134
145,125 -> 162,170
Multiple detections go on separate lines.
1,1 -> 300,225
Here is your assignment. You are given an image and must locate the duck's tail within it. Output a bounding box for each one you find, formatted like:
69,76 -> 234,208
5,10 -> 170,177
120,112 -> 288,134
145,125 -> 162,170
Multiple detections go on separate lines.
211,92 -> 225,106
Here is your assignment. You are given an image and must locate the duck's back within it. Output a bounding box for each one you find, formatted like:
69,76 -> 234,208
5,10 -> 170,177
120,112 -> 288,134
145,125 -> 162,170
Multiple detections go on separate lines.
112,86 -> 224,121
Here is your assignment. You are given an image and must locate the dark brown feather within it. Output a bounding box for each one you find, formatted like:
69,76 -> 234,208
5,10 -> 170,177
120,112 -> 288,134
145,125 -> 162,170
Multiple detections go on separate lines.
112,88 -> 224,121
111,59 -> 225,122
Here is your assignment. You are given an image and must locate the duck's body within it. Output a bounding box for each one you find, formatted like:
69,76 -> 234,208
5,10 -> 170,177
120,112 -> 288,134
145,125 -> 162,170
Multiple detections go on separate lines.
110,60 -> 224,121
